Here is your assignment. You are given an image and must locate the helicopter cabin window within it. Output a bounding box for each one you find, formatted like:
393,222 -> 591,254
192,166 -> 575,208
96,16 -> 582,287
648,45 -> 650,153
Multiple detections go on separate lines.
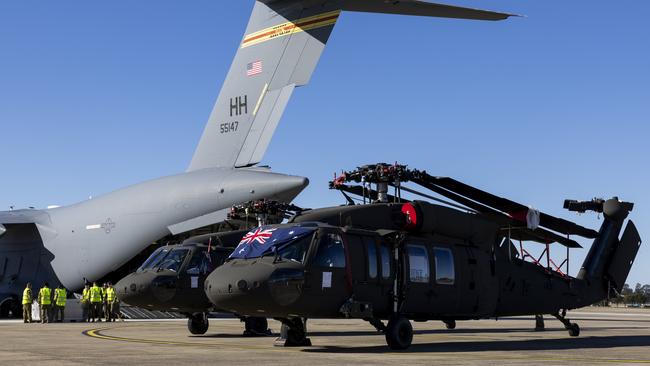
406,244 -> 430,283
313,233 -> 346,268
434,247 -> 455,285
380,244 -> 391,279
363,237 -> 378,279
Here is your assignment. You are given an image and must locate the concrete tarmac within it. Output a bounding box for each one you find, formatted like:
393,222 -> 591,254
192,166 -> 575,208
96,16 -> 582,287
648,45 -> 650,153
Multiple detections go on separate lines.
1,307 -> 649,365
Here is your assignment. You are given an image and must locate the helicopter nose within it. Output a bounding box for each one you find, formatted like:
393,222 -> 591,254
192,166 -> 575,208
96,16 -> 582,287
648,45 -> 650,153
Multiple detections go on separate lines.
115,272 -> 167,307
115,273 -> 151,306
205,261 -> 305,316
204,263 -> 267,315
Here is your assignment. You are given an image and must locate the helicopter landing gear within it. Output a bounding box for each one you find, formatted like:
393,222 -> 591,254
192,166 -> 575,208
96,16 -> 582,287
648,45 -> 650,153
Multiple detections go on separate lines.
187,312 -> 209,335
243,317 -> 272,337
385,316 -> 413,350
535,314 -> 545,331
553,310 -> 580,337
443,320 -> 456,330
274,318 -> 311,347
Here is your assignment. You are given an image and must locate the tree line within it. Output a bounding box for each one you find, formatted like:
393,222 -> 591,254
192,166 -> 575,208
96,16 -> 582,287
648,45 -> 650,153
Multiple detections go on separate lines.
610,283 -> 650,306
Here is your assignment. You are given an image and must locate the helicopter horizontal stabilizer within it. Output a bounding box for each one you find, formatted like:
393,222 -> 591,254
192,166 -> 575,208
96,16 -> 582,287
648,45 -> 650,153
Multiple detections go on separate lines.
606,220 -> 642,292
342,0 -> 518,21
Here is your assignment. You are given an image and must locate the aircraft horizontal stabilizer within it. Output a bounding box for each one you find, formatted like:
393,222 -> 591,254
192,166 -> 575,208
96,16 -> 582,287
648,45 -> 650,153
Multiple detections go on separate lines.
342,0 -> 517,21
0,210 -> 47,225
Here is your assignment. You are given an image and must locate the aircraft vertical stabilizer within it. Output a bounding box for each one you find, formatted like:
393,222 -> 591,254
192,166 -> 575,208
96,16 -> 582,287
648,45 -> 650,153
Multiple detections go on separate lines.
189,1 -> 344,171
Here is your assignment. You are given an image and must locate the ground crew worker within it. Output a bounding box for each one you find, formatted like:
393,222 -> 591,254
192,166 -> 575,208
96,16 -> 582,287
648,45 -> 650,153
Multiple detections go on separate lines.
105,282 -> 117,322
38,282 -> 52,324
53,285 -> 67,322
113,296 -> 124,322
22,283 -> 33,323
89,282 -> 103,322
101,283 -> 108,320
81,283 -> 91,322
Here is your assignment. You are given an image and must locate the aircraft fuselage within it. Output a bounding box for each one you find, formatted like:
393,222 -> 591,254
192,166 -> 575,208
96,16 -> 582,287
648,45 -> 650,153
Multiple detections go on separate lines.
0,168 -> 307,299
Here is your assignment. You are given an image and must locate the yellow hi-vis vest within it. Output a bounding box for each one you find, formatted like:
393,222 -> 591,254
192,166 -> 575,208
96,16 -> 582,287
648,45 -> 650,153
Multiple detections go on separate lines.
22,288 -> 32,305
82,288 -> 90,303
39,287 -> 52,305
106,287 -> 116,303
90,286 -> 102,303
55,288 -> 67,307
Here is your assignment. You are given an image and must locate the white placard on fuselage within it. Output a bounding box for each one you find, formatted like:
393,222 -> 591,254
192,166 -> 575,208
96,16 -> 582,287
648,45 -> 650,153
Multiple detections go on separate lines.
322,272 -> 332,289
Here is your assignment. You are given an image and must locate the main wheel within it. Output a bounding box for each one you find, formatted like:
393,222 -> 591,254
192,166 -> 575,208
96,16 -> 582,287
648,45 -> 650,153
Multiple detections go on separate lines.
187,313 -> 209,335
276,318 -> 311,347
386,316 -> 413,350
244,317 -> 271,336
444,320 -> 456,330
568,323 -> 580,337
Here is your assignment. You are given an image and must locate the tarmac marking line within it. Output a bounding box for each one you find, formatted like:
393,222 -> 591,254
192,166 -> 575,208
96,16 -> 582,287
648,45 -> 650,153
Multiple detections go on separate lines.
82,326 -> 301,352
82,325 -> 650,364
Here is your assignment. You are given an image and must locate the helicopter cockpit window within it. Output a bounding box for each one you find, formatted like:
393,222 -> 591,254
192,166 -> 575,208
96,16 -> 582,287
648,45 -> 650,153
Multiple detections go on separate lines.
313,233 -> 346,268
275,233 -> 313,263
156,248 -> 189,272
406,244 -> 430,283
186,249 -> 213,275
434,247 -> 455,285
138,248 -> 171,272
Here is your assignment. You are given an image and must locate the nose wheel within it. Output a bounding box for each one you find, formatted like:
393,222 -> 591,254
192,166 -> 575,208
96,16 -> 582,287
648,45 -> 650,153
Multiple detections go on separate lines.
385,316 -> 413,350
187,312 -> 209,335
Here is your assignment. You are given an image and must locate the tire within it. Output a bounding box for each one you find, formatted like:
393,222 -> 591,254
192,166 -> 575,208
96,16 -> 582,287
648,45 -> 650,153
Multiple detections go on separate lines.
568,323 -> 580,337
188,313 -> 209,335
244,317 -> 271,336
385,316 -> 413,350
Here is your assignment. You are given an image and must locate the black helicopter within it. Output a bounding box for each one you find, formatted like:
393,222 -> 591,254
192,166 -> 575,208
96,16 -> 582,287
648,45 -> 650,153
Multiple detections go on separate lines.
204,163 -> 642,350
116,201 -> 301,336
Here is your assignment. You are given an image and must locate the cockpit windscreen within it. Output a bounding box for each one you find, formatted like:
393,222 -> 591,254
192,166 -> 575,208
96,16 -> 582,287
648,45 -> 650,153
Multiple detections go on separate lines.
156,248 -> 190,272
137,247 -> 189,272
138,247 -> 171,272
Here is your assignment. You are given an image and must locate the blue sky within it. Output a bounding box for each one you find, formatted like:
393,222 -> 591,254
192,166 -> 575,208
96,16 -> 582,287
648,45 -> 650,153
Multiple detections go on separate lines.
1,1 -> 648,285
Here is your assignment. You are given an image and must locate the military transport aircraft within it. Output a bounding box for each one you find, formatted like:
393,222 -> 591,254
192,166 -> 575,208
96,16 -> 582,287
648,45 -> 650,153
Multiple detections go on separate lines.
0,1 -> 516,316
116,201 -> 300,335
204,164 -> 642,350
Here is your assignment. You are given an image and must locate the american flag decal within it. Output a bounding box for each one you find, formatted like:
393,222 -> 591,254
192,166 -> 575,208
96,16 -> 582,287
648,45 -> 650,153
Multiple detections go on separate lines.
247,60 -> 263,76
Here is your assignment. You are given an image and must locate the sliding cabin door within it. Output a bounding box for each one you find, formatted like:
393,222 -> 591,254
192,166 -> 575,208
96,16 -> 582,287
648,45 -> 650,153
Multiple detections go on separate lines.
345,234 -> 392,317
